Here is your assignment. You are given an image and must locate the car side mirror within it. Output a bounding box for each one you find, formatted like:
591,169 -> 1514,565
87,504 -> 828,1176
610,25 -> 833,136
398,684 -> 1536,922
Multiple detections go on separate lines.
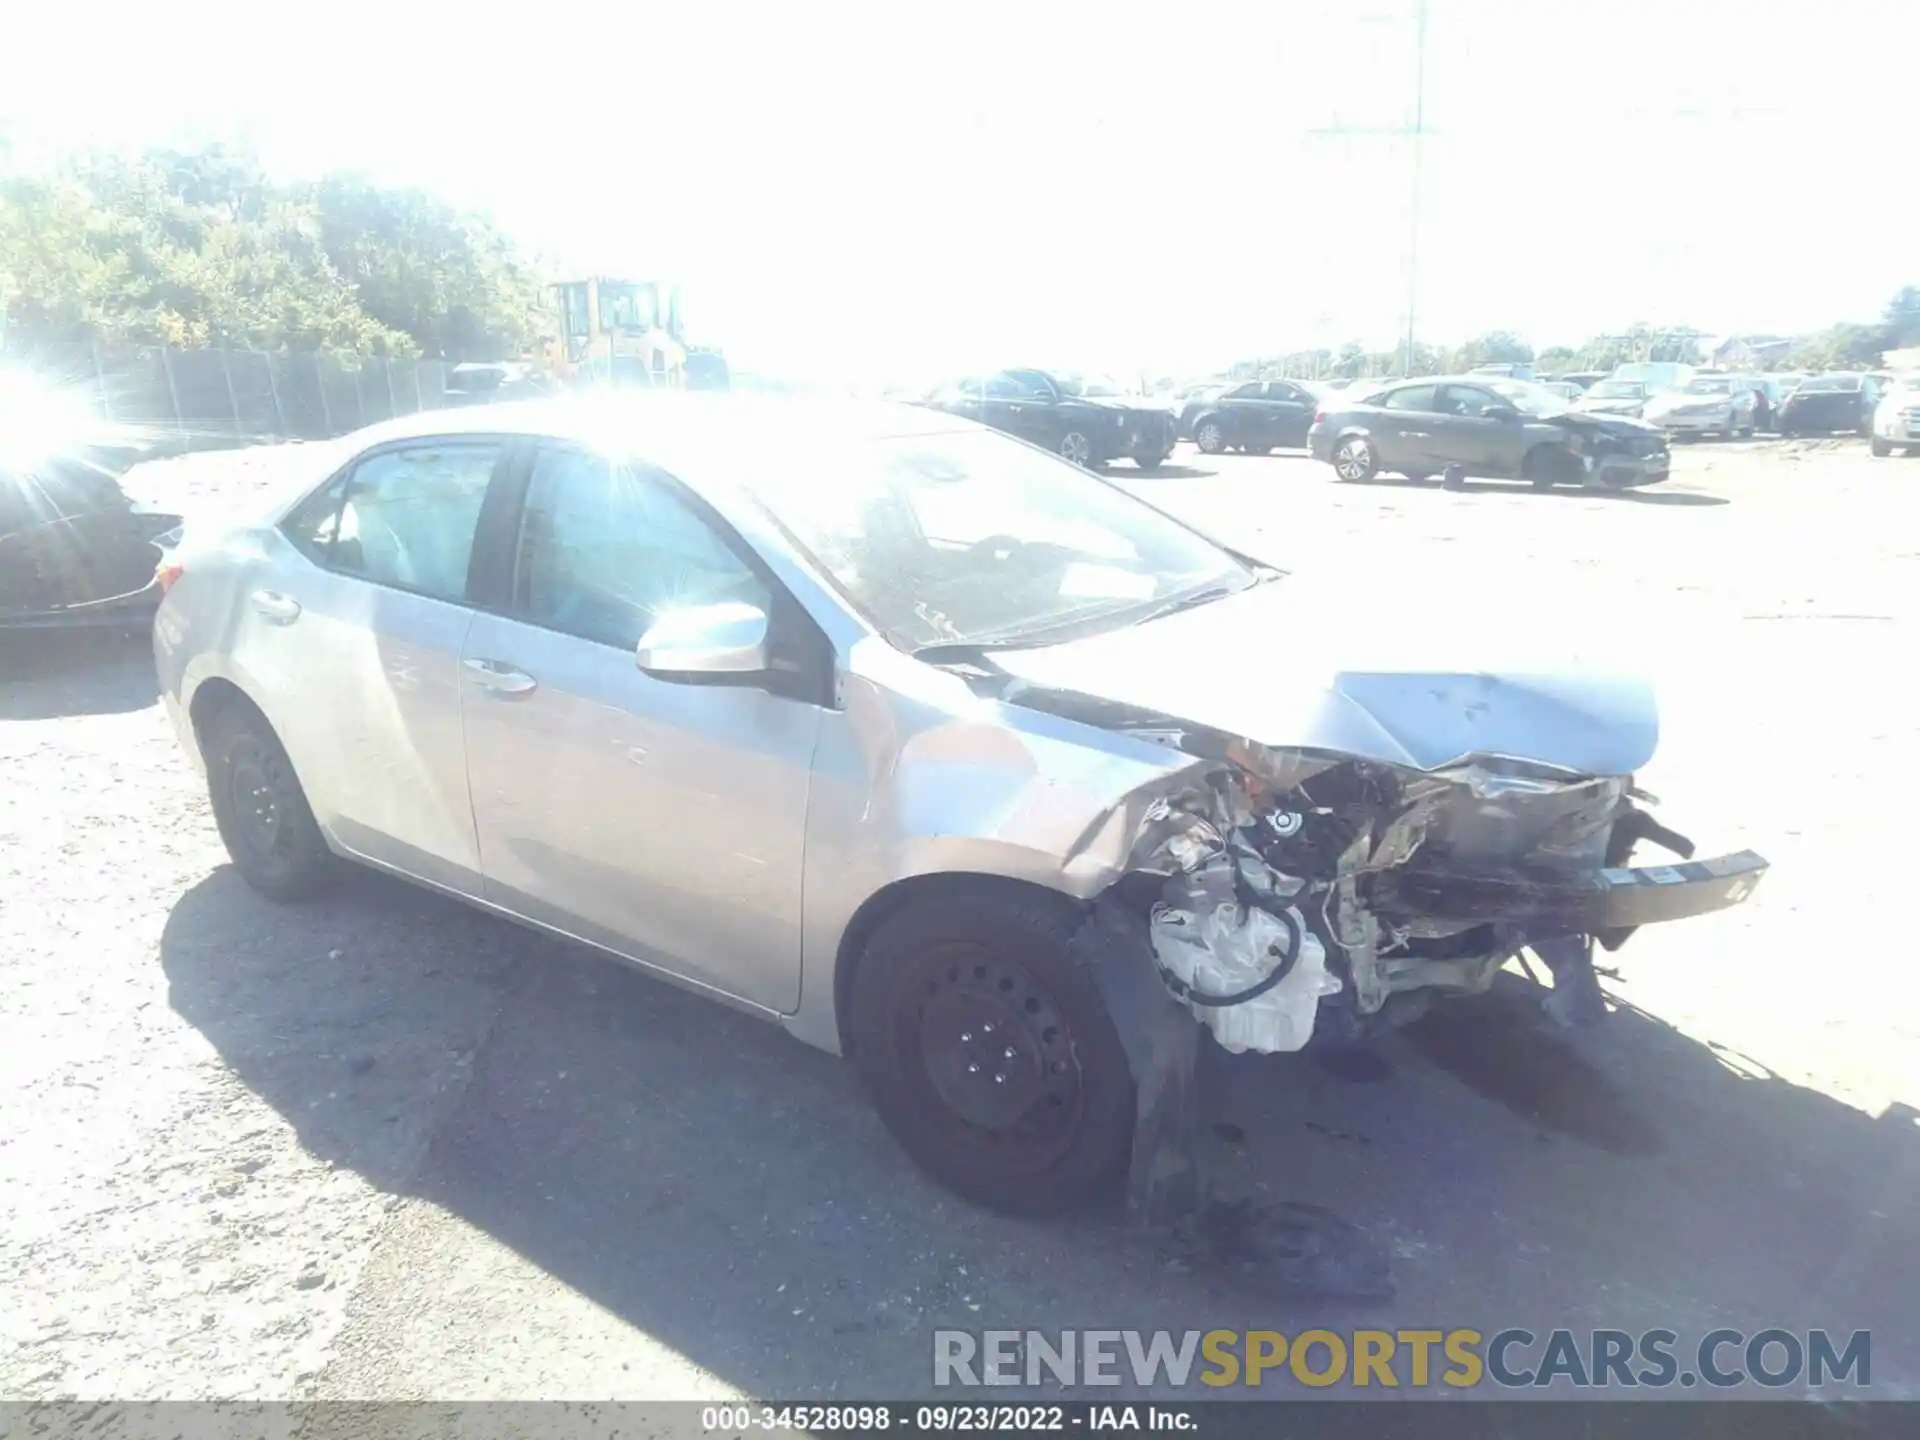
636,601 -> 769,676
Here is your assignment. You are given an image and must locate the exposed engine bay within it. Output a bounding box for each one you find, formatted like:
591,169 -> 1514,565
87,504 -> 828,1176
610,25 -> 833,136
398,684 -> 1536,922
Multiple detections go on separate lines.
1113,733 -> 1767,1054
986,670 -> 1770,1056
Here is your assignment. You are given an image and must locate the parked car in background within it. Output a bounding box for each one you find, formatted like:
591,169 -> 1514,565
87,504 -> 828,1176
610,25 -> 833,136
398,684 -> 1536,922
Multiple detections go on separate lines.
1641,374 -> 1759,439
446,362 -> 553,406
1179,379 -> 1318,454
2,453 -> 184,631
923,368 -> 1176,469
2,366 -> 184,632
1775,372 -> 1881,437
151,393 -> 1764,1215
1573,378 -> 1653,418
1869,374 -> 1920,456
1752,373 -> 1802,425
1607,361 -> 1696,395
1539,380 -> 1585,401
1555,371 -> 1609,393
1307,375 -> 1670,490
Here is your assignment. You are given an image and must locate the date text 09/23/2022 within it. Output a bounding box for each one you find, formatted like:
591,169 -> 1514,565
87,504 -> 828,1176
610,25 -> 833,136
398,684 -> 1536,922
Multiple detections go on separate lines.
701,1405 -> 1191,1432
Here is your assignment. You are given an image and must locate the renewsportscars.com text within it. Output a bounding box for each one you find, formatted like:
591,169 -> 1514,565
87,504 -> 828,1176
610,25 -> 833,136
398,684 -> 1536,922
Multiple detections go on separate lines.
933,1328 -> 1871,1391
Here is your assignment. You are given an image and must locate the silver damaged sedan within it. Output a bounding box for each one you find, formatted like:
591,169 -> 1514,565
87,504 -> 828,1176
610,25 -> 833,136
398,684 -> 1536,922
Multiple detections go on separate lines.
154,394 -> 1767,1215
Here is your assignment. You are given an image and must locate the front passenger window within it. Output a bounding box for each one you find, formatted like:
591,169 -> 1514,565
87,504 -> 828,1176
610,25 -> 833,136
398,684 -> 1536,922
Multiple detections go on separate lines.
513,448 -> 771,652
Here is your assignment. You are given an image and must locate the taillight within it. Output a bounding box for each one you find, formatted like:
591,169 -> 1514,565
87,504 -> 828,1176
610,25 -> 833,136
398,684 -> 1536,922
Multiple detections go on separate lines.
155,559 -> 184,594
1313,407 -> 1328,423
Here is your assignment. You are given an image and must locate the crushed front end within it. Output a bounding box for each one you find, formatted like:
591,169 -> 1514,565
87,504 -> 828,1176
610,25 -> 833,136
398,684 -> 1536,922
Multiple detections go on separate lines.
1116,739 -> 1766,1054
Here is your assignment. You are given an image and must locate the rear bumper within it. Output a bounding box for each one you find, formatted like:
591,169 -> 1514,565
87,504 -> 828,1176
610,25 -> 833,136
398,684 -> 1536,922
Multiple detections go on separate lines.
0,580 -> 162,632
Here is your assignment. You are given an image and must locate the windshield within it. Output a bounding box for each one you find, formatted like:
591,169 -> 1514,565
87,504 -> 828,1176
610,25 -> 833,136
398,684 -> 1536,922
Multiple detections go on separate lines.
1586,380 -> 1647,399
1057,373 -> 1128,398
1483,378 -> 1570,416
1681,377 -> 1735,395
747,429 -> 1254,651
1797,374 -> 1862,393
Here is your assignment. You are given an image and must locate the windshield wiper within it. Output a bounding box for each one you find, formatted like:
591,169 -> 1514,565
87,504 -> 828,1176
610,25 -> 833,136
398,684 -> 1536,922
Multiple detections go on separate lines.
909,641 -> 1007,667
1130,581 -> 1245,629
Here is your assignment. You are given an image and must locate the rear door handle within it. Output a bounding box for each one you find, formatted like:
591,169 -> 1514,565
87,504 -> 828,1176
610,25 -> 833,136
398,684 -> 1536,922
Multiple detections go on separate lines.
250,590 -> 302,625
462,657 -> 538,697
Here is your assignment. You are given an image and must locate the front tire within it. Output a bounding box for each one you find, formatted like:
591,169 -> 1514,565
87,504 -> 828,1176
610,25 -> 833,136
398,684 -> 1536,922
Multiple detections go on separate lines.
1331,435 -> 1377,482
1523,446 -> 1574,490
847,890 -> 1135,1217
1871,436 -> 1892,457
1059,430 -> 1095,467
1194,419 -> 1227,455
205,704 -> 340,902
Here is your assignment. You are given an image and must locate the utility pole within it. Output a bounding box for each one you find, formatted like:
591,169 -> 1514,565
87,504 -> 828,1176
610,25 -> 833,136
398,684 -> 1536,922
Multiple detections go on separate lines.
1308,0 -> 1433,376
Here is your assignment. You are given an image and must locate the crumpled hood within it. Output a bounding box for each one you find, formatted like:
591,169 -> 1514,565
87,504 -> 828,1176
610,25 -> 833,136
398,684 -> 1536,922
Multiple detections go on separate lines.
1574,397 -> 1645,416
989,575 -> 1659,777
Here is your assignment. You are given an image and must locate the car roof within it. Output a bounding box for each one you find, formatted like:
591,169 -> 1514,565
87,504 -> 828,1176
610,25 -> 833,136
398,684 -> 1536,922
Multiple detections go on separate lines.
336,390 -> 971,455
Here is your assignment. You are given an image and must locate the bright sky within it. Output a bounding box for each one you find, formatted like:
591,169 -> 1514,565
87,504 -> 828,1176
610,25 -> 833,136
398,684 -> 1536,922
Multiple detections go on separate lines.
6,0 -> 1916,385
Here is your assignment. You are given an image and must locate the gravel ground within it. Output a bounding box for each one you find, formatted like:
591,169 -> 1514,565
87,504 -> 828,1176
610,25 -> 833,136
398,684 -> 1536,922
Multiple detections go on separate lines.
3,436 -> 1917,1401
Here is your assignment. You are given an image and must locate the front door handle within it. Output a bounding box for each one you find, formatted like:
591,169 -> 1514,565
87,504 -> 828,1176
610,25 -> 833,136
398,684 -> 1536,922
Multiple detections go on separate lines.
462,658 -> 538,697
250,590 -> 302,625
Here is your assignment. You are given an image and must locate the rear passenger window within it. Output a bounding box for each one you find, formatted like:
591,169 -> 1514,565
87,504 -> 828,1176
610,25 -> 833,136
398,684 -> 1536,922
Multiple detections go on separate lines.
1382,385 -> 1439,411
286,442 -> 500,602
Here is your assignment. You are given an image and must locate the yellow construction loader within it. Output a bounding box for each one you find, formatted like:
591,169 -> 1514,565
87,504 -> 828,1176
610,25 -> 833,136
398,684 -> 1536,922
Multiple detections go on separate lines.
549,277 -> 730,390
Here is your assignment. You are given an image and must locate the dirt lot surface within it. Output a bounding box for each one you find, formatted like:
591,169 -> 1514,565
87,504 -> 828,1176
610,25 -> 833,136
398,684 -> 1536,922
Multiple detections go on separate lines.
4,437 -> 1918,1401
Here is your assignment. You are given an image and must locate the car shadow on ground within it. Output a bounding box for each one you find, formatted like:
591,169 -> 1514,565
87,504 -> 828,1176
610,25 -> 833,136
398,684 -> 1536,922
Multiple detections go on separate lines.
1346,474 -> 1731,507
1126,463 -> 1218,479
0,628 -> 158,719
161,867 -> 1920,1398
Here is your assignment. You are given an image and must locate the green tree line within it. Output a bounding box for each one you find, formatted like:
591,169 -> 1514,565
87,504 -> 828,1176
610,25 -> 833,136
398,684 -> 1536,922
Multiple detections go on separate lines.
0,143 -> 550,359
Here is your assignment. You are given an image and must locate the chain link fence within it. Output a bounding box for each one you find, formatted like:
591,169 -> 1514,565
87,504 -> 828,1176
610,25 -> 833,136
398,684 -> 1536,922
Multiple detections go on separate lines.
2,339 -> 466,447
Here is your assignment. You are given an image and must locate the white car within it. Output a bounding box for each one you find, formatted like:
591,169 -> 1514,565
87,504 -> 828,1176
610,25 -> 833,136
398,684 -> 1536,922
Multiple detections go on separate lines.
1641,375 -> 1759,439
1870,377 -> 1920,457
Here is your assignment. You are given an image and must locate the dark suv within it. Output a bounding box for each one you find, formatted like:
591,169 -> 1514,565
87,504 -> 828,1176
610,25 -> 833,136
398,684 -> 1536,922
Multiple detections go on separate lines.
1177,380 -> 1318,454
922,369 -> 1175,469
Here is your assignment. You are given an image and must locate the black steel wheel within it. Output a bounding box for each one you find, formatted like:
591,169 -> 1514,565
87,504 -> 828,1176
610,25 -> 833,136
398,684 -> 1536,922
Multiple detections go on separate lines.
848,888 -> 1134,1215
205,703 -> 339,902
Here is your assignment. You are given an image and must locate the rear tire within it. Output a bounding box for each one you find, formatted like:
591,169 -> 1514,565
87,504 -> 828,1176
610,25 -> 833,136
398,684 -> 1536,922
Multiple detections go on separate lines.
847,889 -> 1134,1216
1331,435 -> 1377,482
1133,451 -> 1170,471
1871,436 -> 1892,457
1059,430 -> 1095,467
204,704 -> 340,902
